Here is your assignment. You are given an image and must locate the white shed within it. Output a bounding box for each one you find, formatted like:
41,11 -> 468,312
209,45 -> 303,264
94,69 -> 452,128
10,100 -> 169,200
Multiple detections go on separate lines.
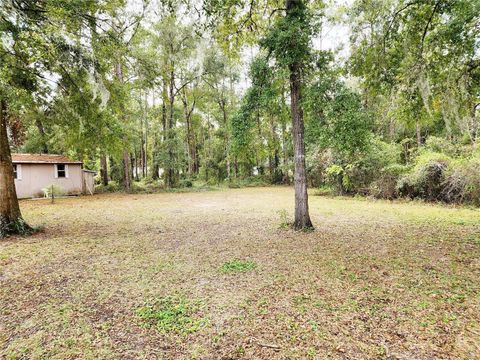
12,154 -> 95,198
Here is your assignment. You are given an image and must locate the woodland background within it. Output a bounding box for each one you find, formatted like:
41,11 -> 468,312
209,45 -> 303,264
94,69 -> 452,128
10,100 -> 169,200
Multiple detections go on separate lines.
2,0 -> 479,204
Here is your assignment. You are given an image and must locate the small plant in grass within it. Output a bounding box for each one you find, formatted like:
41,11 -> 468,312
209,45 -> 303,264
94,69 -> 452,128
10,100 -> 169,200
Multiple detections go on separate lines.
277,209 -> 291,229
220,259 -> 256,273
42,184 -> 65,203
136,296 -> 207,335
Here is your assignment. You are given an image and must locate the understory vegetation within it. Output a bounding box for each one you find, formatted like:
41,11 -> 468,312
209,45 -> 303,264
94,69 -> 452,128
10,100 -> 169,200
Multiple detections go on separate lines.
313,136 -> 480,205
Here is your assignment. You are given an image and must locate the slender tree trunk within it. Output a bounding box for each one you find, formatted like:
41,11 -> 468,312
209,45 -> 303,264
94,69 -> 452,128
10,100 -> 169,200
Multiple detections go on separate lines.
234,156 -> 238,178
115,60 -> 131,191
166,69 -> 177,188
162,80 -> 168,141
416,121 -> 422,147
123,149 -> 131,190
35,118 -> 49,153
269,117 -> 281,183
144,91 -> 148,178
134,146 -> 140,181
152,135 -> 159,180
289,61 -> 313,230
0,100 -> 31,237
182,89 -> 197,177
470,103 -> 479,144
130,152 -> 135,182
100,154 -> 109,186
221,101 -> 231,180
140,139 -> 145,178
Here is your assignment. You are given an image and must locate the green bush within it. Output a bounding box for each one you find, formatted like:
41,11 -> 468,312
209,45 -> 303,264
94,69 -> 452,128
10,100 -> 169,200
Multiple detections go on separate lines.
226,177 -> 269,188
397,152 -> 451,201
443,156 -> 480,205
132,180 -> 163,194
310,136 -> 479,205
179,179 -> 193,188
321,138 -> 403,196
227,181 -> 241,188
370,164 -> 409,199
95,180 -> 121,193
424,136 -> 458,156
325,164 -> 347,195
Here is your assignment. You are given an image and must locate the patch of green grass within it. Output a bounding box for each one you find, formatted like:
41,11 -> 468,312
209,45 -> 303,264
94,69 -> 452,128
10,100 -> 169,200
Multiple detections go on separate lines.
220,259 -> 256,273
136,296 -> 207,335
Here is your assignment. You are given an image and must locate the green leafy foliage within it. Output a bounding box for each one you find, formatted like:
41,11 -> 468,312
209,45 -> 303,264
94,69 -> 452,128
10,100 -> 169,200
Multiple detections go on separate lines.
136,296 -> 207,335
220,259 -> 256,273
260,1 -> 316,68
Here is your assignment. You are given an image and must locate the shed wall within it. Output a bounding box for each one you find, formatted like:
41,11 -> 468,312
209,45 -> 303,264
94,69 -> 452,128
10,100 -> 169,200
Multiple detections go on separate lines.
14,164 -> 83,198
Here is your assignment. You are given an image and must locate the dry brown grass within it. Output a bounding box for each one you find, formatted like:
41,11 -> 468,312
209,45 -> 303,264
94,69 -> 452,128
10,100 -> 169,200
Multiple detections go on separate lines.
1,187 -> 479,359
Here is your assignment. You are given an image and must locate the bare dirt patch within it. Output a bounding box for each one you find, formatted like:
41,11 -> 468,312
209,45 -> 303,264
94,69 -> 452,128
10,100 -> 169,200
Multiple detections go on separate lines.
1,187 -> 479,359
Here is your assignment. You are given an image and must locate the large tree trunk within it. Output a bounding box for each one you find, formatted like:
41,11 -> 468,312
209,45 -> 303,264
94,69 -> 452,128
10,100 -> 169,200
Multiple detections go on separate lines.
0,100 -> 31,237
289,61 -> 313,230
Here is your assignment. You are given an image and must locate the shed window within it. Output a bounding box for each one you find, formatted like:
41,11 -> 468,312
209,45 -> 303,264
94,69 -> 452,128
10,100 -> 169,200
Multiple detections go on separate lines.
57,164 -> 66,178
13,164 -> 21,180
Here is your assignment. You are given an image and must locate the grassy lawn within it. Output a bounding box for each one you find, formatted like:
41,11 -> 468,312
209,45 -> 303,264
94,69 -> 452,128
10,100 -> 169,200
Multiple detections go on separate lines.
1,187 -> 480,359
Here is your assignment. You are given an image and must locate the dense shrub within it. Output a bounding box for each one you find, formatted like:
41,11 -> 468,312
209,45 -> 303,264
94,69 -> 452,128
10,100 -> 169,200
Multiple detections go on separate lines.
95,180 -> 121,193
325,164 -> 346,194
179,179 -> 193,188
370,164 -> 409,199
132,180 -> 163,194
320,138 -> 402,195
443,156 -> 480,205
397,152 -> 451,201
311,137 -> 480,206
424,136 -> 458,156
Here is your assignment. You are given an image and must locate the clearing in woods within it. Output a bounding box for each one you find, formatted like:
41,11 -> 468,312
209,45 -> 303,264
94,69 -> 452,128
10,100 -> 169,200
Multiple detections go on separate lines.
1,187 -> 479,358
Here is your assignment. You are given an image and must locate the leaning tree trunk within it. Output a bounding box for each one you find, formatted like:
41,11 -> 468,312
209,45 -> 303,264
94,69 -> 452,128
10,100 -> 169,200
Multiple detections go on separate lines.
0,100 -> 31,237
289,62 -> 313,230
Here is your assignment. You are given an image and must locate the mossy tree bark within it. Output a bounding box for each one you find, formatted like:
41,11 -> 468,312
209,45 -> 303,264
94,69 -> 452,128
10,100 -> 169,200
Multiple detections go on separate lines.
0,99 -> 31,237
